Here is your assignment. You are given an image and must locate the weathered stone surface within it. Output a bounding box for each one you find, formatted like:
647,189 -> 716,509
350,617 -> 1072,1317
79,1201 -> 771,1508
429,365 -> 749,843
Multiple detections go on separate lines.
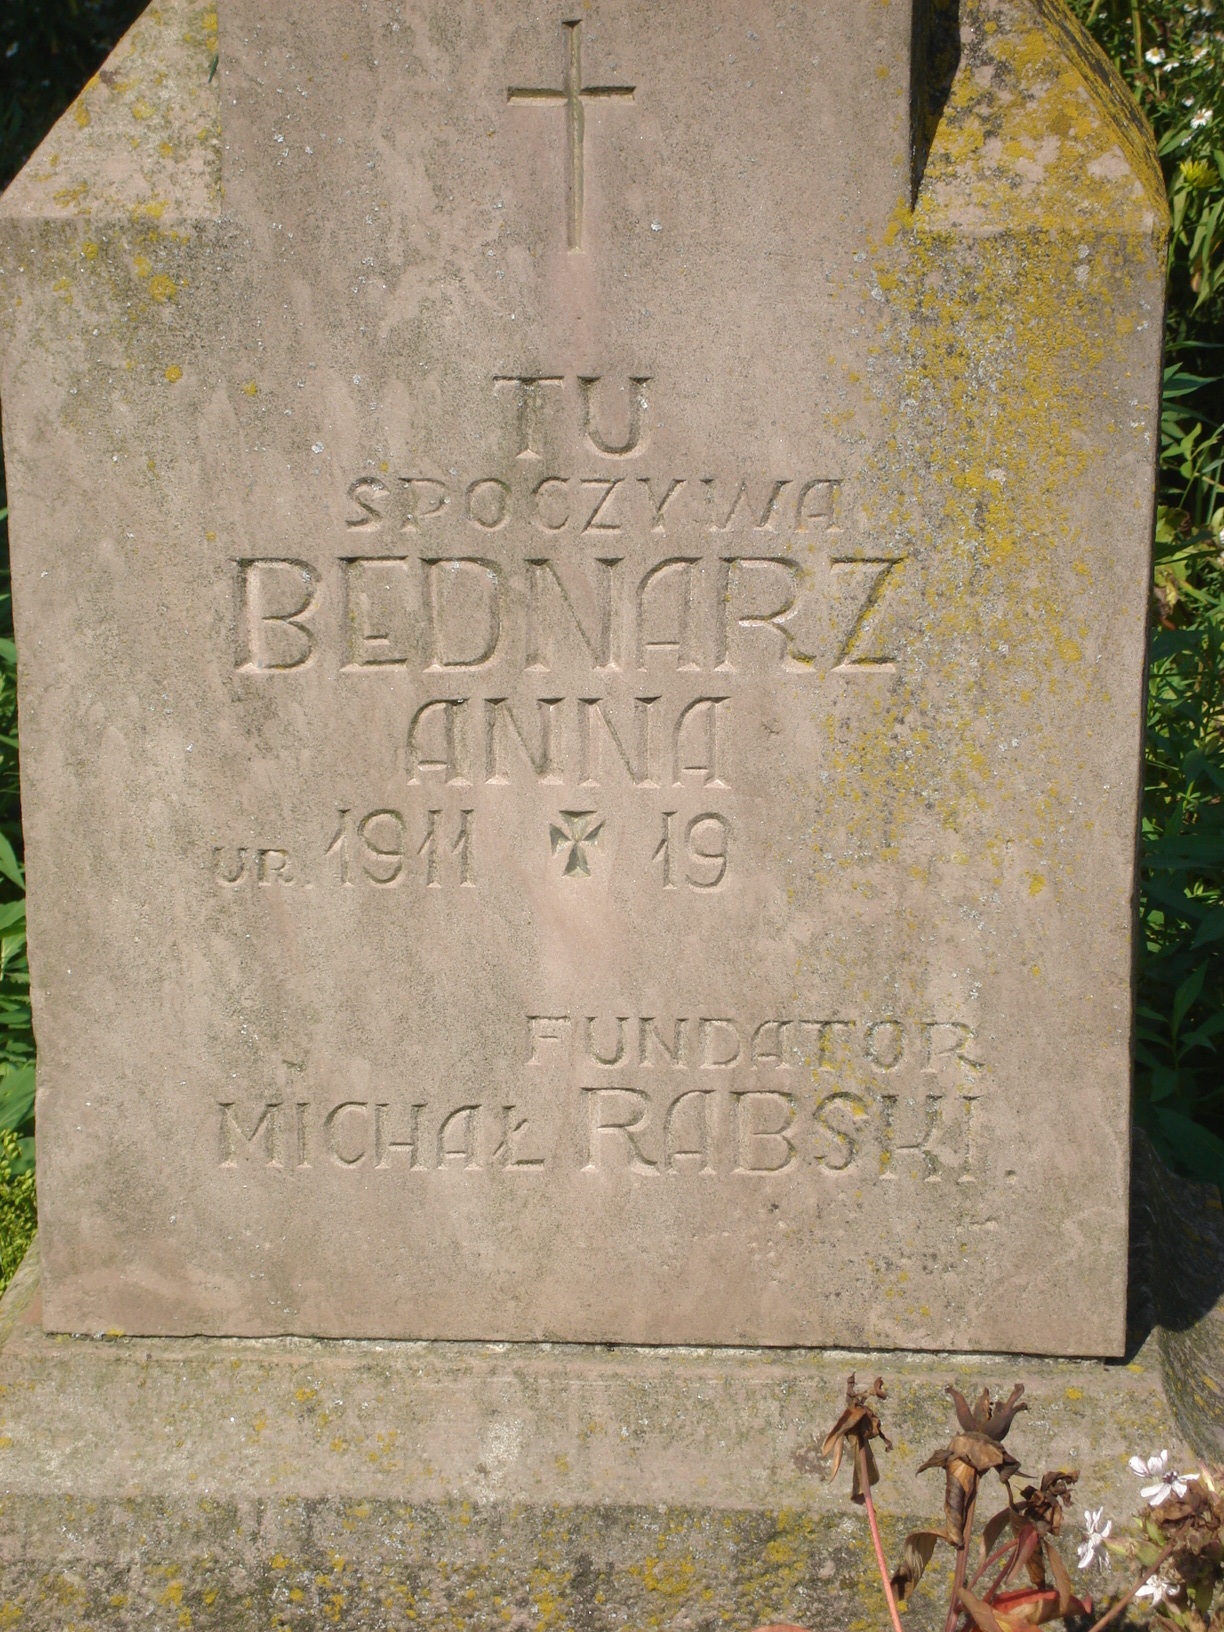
0,1241 -> 1196,1631
0,0 -> 1165,1350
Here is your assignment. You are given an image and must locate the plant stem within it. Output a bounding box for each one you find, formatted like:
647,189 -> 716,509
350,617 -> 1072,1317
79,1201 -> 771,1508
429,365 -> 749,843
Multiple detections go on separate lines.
857,1442 -> 906,1632
944,1494 -> 978,1632
975,1543 -> 1027,1622
1086,0 -> 1103,24
1084,1536 -> 1181,1632
953,1531 -> 1027,1632
968,1534 -> 1021,1590
1131,0 -> 1145,77
952,1539 -> 1016,1632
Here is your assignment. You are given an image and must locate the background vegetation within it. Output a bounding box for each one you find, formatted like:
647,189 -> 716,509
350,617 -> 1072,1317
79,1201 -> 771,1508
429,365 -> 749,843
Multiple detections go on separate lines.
1065,0 -> 1224,1195
0,0 -> 1220,1293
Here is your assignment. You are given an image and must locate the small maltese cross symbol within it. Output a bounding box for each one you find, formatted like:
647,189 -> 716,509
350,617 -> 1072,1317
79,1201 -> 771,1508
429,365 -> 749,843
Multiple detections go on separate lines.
550,810 -> 604,876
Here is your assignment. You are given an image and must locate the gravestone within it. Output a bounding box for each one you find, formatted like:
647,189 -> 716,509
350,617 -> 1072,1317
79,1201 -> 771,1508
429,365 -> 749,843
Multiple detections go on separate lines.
0,0 -> 1164,1362
0,1 -> 1194,1625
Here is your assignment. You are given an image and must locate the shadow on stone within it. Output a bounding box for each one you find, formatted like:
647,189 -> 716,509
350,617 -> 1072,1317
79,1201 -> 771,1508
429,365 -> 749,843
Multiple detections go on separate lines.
912,0 -> 961,200
1127,1131 -> 1224,1460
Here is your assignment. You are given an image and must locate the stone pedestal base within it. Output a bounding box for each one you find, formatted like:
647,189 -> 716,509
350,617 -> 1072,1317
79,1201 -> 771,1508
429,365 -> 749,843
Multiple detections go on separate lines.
0,1234 -> 1210,1632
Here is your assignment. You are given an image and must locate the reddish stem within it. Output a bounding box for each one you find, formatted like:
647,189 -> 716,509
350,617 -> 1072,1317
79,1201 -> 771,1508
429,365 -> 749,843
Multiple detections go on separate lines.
857,1441 -> 907,1632
969,1533 -> 1021,1590
951,1533 -> 1023,1632
963,1537 -> 1028,1632
944,1493 -> 978,1632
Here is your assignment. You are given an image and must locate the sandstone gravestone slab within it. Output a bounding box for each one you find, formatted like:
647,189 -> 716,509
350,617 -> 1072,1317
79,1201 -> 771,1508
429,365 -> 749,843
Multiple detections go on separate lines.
0,1236 -> 1203,1632
0,0 -> 1165,1350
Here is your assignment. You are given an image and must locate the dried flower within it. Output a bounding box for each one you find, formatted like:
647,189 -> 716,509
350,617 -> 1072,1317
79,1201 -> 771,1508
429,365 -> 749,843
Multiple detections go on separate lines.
891,1385 -> 1032,1607
915,1385 -> 1029,1547
1013,1471 -> 1078,1537
821,1373 -> 892,1504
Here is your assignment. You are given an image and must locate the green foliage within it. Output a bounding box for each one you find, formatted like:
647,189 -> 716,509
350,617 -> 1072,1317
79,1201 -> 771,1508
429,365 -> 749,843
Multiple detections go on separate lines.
0,1129 -> 34,1291
0,511 -> 32,1179
0,527 -> 30,1282
1137,546 -> 1224,1186
1068,0 -> 1224,1192
0,514 -> 32,1292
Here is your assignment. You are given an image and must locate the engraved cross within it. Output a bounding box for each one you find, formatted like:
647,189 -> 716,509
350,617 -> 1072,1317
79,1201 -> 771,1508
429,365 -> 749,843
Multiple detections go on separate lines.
507,19 -> 635,252
550,811 -> 604,877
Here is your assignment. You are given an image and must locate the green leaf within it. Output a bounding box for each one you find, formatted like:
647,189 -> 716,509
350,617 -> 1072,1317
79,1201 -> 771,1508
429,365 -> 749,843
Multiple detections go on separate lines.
0,900 -> 27,935
1152,1108 -> 1224,1191
1147,1064 -> 1183,1104
0,1064 -> 34,1135
1177,1010 -> 1224,1052
0,832 -> 23,890
6,1137 -> 34,1177
1172,963 -> 1208,1037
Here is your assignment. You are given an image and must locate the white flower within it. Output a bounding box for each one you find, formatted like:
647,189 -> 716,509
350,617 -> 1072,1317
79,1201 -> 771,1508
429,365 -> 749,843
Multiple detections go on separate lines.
1191,108 -> 1214,127
1136,1571 -> 1178,1607
1130,1450 -> 1167,1479
1077,1508 -> 1112,1571
1146,46 -> 1166,63
1128,1450 -> 1201,1506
